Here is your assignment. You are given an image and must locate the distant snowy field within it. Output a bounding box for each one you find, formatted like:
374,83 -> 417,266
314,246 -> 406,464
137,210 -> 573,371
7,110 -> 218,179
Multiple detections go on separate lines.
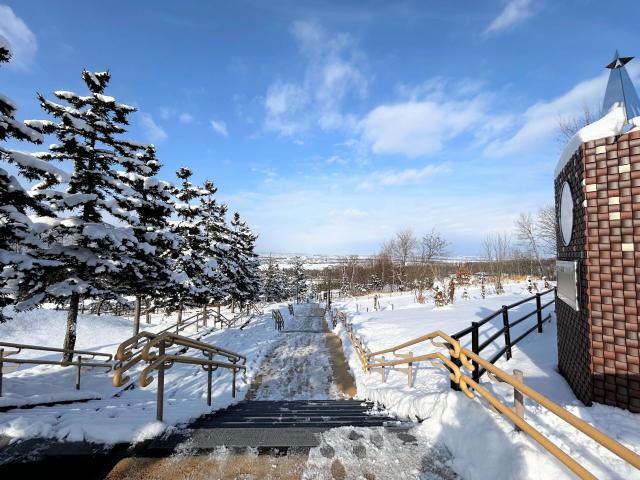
0,304 -> 289,445
332,283 -> 640,480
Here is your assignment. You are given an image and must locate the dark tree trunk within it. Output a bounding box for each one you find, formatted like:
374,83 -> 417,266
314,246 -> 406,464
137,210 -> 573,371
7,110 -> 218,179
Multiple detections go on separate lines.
133,295 -> 141,336
145,297 -> 151,324
63,292 -> 79,362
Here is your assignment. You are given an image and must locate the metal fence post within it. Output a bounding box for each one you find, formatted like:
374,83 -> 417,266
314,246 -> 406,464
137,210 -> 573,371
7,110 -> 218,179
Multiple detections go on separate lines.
157,340 -> 165,421
232,360 -> 237,398
536,293 -> 543,333
407,351 -> 413,387
0,348 -> 3,397
76,356 -> 82,390
471,323 -> 480,382
502,306 -> 512,360
207,352 -> 212,406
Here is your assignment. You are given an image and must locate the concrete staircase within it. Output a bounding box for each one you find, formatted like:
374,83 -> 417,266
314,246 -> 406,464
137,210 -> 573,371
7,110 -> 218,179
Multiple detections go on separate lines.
145,399 -> 404,452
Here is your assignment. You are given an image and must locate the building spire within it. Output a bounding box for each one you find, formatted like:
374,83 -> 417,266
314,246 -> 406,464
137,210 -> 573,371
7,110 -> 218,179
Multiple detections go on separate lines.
602,51 -> 640,123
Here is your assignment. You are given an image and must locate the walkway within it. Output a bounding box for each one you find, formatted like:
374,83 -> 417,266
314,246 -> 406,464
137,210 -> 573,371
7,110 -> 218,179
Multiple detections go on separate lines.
104,304 -> 458,479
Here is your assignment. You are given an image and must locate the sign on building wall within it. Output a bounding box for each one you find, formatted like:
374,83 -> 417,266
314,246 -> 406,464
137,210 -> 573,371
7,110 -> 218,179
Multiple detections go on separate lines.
556,260 -> 579,311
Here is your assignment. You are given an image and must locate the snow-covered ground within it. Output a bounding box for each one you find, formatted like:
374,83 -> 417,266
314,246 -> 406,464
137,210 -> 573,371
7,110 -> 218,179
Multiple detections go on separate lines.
332,283 -> 640,480
0,303 -> 288,446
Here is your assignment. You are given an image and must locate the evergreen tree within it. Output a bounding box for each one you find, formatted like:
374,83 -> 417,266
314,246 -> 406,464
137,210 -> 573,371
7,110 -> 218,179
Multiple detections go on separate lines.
117,145 -> 176,334
290,256 -> 307,303
0,37 -> 67,321
168,167 -> 228,314
23,70 -> 152,359
229,212 -> 261,306
262,257 -> 287,302
198,179 -> 231,306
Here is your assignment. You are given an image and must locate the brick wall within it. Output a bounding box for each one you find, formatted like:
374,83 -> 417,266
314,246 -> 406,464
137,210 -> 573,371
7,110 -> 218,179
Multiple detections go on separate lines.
556,129 -> 640,412
555,147 -> 592,405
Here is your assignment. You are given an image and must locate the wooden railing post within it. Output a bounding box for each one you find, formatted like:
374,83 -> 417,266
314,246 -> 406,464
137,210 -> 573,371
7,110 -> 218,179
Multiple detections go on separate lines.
157,340 -> 165,421
217,305 -> 221,327
502,306 -> 512,360
76,355 -> 82,390
536,293 -> 543,333
0,348 -> 4,397
471,322 -> 480,383
207,352 -> 212,406
513,369 -> 525,431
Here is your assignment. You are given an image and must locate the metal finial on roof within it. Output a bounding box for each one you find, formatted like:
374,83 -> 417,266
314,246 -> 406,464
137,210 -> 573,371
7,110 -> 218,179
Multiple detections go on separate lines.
606,50 -> 634,69
602,51 -> 640,122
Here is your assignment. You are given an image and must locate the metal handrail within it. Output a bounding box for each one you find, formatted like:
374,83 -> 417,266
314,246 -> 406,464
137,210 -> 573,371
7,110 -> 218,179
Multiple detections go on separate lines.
139,354 -> 245,388
0,341 -> 113,361
117,331 -> 247,421
112,329 -> 246,388
0,342 -> 113,397
140,331 -> 246,364
335,310 -> 640,479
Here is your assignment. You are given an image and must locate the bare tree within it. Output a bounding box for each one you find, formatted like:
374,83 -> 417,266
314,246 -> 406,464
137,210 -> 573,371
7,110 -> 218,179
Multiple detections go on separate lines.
393,229 -> 417,267
558,103 -> 600,142
514,212 -> 544,277
420,229 -> 449,262
482,233 -> 511,293
537,205 -> 557,257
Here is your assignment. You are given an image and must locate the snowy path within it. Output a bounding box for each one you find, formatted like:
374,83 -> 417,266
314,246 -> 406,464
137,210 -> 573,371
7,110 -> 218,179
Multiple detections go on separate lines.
248,304 -> 339,400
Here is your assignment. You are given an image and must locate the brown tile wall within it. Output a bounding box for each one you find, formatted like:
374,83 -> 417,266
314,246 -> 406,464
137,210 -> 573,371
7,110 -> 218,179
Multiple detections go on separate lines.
583,130 -> 640,412
556,129 -> 640,412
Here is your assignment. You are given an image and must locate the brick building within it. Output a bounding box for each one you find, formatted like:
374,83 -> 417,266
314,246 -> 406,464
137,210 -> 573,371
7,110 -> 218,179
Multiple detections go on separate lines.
554,52 -> 640,412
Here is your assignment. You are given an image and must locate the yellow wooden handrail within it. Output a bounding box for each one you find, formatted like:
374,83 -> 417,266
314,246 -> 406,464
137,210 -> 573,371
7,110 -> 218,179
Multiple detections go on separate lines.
139,354 -> 246,388
333,309 -> 640,479
460,348 -> 640,473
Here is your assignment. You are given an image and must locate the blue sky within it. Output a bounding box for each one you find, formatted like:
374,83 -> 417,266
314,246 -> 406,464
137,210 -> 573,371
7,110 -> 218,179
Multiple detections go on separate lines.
1,0 -> 639,255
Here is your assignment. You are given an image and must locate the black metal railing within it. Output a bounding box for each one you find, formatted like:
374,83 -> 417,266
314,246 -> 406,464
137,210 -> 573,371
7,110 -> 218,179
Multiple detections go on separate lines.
450,288 -> 556,384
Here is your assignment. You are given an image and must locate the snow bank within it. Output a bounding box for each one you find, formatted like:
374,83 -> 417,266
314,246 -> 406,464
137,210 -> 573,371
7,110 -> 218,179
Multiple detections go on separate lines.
332,287 -> 640,479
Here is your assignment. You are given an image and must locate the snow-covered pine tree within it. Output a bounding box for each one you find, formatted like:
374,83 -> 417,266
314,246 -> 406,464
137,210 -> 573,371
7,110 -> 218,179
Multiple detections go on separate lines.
229,212 -> 261,307
168,167 -> 228,317
23,70 -> 151,359
262,257 -> 287,302
0,37 -> 67,322
198,180 -> 232,307
116,145 -> 176,334
290,256 -> 307,303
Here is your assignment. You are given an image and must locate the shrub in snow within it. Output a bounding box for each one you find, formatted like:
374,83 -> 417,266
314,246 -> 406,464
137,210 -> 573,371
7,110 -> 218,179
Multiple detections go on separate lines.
447,279 -> 456,304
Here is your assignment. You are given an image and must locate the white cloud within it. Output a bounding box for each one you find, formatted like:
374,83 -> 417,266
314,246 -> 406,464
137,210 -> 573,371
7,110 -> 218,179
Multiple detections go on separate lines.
263,21 -> 368,137
0,5 -> 37,69
485,0 -> 534,35
360,97 -> 486,157
139,113 -> 167,142
264,82 -> 309,135
358,163 -> 451,189
484,73 -> 608,157
178,112 -> 194,124
210,119 -> 229,137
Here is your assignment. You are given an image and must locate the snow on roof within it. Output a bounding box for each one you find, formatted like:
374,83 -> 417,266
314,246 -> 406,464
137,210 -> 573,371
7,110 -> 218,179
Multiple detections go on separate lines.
555,52 -> 640,177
